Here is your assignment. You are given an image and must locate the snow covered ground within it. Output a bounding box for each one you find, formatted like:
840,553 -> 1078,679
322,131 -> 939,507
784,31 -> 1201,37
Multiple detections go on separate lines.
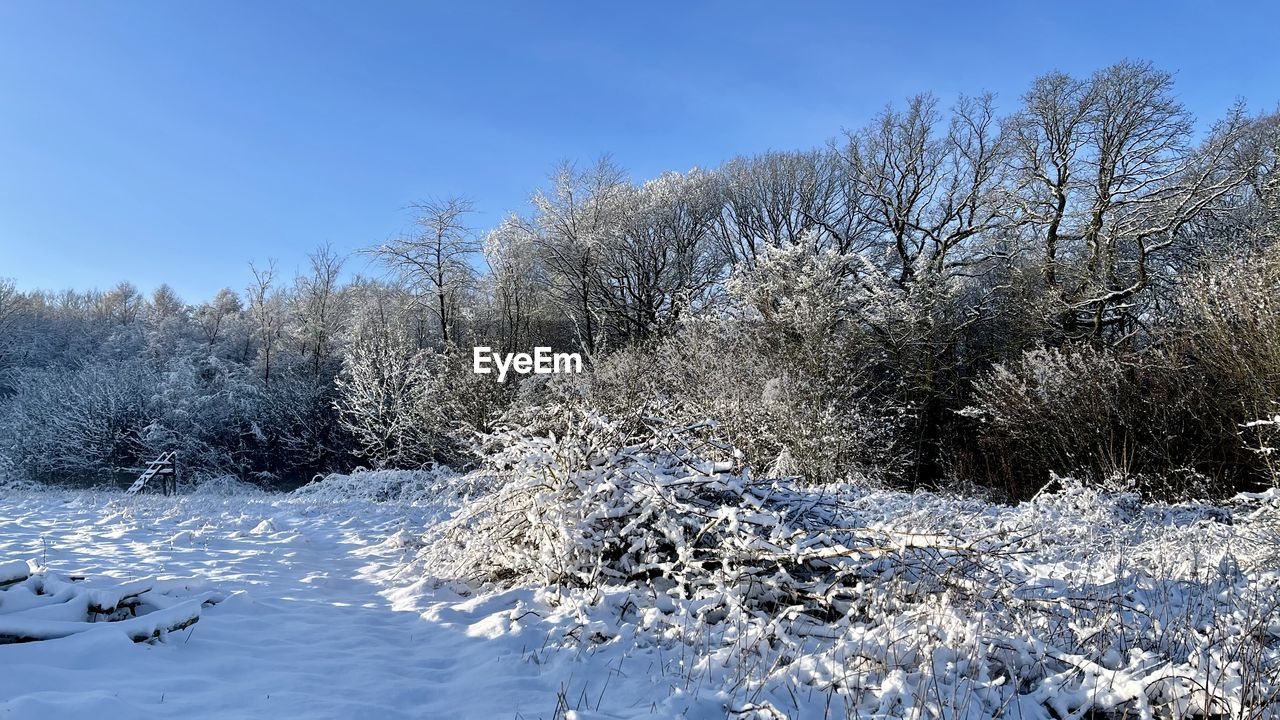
1,480 -> 1278,719
0,488 -> 687,719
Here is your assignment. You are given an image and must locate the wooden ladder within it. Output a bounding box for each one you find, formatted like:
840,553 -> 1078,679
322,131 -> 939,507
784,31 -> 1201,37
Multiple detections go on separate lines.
126,452 -> 177,496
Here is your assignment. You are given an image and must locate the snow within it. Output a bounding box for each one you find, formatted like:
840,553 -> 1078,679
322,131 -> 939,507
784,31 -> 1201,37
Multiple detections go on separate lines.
0,490 -> 691,719
0,481 -> 1276,719
0,559 -> 30,585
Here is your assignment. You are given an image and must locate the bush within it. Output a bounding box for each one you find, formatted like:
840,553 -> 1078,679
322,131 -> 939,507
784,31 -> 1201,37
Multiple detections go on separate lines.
293,466 -> 464,505
1168,248 -> 1280,487
543,309 -> 906,485
423,409 -> 756,590
965,343 -> 1133,486
426,408 -> 971,618
0,360 -> 156,481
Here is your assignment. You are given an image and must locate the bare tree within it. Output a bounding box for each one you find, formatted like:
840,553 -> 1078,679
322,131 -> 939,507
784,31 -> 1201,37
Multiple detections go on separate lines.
293,244 -> 346,379
1009,71 -> 1095,289
372,197 -> 478,346
1068,63 -> 1253,337
844,93 -> 1010,286
713,150 -> 870,267
529,158 -> 629,354
595,169 -> 725,342
247,261 -> 285,386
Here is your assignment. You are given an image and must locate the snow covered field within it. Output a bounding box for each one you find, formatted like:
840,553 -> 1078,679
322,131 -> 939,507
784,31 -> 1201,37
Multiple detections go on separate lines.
1,479 -> 1278,719
0,488 -> 674,719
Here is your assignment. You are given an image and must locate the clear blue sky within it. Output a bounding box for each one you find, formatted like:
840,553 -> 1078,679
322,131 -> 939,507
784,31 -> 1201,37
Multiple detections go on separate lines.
2,1 -> 1277,302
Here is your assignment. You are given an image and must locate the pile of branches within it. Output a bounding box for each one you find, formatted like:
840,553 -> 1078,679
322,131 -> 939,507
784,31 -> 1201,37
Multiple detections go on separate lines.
0,559 -> 224,644
422,406 -> 1017,621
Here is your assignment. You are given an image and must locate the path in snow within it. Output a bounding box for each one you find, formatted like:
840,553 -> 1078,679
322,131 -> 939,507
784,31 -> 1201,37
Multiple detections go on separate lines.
0,492 -> 657,720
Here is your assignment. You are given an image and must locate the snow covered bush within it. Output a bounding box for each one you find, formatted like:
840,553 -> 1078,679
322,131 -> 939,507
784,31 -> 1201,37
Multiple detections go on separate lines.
965,343 -> 1132,483
334,328 -> 460,469
293,466 -> 467,505
725,240 -> 867,342
426,406 -> 927,622
425,408 -> 1024,623
137,353 -> 265,477
423,408 -> 754,589
1170,248 -> 1280,486
961,246 -> 1280,498
0,359 -> 156,482
724,240 -> 983,486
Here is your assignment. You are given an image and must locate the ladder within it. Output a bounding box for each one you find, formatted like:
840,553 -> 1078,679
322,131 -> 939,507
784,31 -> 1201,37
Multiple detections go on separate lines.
126,452 -> 177,496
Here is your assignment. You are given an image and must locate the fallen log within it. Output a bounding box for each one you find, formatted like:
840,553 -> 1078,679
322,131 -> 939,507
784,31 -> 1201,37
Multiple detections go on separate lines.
0,560 -> 222,644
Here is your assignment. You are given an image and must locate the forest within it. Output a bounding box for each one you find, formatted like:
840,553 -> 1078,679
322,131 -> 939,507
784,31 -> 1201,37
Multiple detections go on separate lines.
1,59 -> 1277,500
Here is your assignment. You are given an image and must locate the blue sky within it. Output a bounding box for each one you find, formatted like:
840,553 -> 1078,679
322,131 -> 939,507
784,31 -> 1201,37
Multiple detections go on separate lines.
1,1 -> 1278,302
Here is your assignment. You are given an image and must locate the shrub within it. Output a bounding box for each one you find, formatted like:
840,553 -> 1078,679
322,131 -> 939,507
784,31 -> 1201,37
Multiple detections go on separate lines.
293,466 -> 464,505
1169,248 -> 1280,487
0,360 -> 155,481
964,343 -> 1134,487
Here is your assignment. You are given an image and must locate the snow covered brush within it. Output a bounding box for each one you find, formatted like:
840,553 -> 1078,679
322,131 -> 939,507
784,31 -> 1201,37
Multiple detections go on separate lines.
422,407 -> 1030,622
424,407 -> 758,590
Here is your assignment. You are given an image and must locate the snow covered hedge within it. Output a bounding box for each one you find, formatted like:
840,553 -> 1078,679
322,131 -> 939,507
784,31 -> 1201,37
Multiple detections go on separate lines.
419,408 -> 1280,718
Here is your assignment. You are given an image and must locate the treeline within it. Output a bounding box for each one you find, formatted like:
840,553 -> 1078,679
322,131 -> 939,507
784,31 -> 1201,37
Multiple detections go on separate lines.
1,60 -> 1277,497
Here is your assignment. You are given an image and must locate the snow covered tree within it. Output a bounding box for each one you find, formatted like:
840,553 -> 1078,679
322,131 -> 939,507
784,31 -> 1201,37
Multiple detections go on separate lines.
371,197 -> 478,347
291,245 -> 347,381
529,158 -> 629,353
334,287 -> 459,469
246,262 -> 287,386
194,288 -> 251,359
478,214 -> 570,355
